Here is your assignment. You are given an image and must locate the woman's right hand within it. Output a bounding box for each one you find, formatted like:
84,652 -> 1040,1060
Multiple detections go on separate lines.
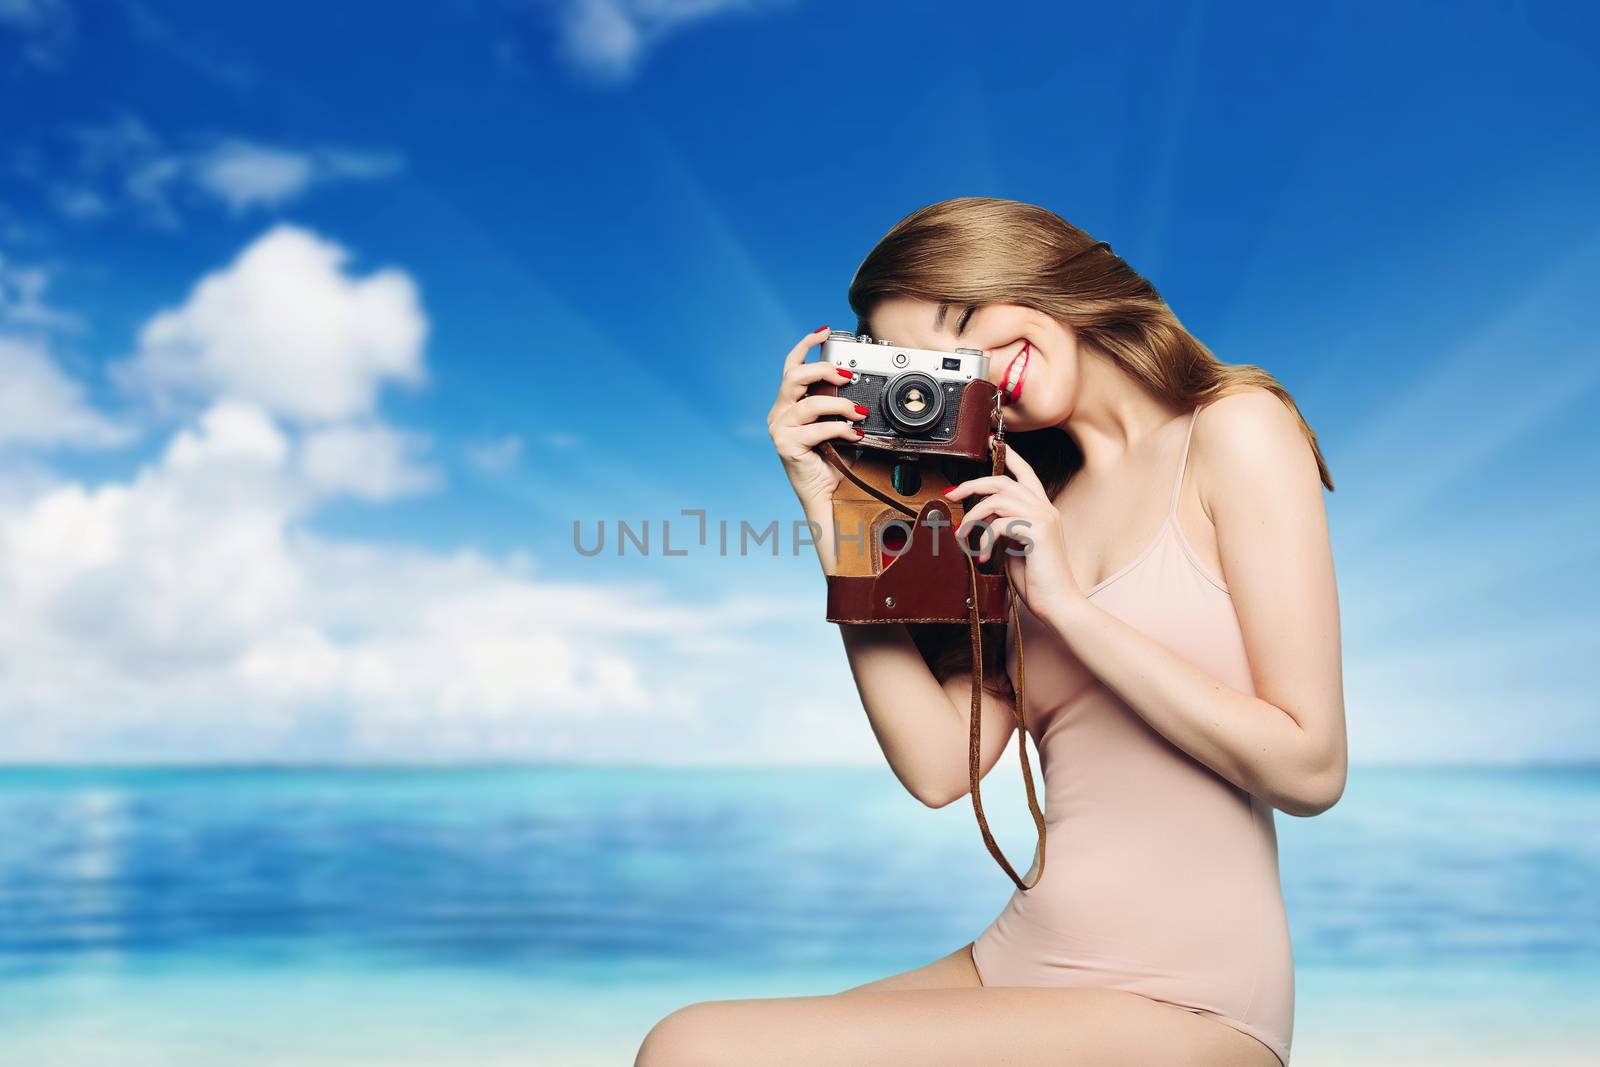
767,326 -> 869,511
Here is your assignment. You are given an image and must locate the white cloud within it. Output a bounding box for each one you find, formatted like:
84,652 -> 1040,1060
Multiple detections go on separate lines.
192,140 -> 404,214
1,401 -> 305,673
115,223 -> 428,423
0,250 -> 130,450
0,393 -> 831,761
0,250 -> 84,332
164,399 -> 291,470
465,433 -> 524,473
300,421 -> 440,500
0,336 -> 132,448
50,185 -> 109,220
123,153 -> 189,228
0,226 -> 866,763
40,114 -> 403,226
550,0 -> 795,86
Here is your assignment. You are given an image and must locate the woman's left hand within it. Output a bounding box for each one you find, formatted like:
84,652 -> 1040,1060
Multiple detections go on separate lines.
948,443 -> 1083,618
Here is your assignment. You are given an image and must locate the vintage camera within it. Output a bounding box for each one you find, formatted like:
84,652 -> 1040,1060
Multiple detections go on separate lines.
806,329 -> 1008,597
819,330 -> 991,448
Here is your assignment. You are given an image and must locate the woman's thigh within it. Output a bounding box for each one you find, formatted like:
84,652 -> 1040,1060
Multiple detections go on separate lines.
635,981 -> 1279,1067
833,941 -> 982,995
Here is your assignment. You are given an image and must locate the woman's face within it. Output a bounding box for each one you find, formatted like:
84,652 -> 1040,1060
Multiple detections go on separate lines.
864,296 -> 1079,431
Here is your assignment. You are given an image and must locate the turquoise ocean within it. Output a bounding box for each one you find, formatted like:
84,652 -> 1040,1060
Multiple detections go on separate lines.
0,765 -> 1595,1066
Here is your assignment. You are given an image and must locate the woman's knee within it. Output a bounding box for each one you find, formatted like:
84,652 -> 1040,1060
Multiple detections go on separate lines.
634,1002 -> 738,1067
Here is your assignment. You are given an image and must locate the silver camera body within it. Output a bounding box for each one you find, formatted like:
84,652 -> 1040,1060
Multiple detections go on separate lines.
820,331 -> 991,443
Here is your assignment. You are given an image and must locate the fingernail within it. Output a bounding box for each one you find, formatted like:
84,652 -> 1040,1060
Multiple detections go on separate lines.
814,324 -> 829,333
854,426 -> 866,437
837,367 -> 854,379
854,404 -> 869,415
943,486 -> 958,495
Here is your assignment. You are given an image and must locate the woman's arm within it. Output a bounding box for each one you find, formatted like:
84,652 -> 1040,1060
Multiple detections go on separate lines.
797,493 -> 1022,808
1033,388 -> 1348,817
835,621 -> 1022,808
772,331 -> 1018,807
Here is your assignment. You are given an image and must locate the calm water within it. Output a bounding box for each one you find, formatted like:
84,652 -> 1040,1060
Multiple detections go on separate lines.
0,764 -> 1595,1066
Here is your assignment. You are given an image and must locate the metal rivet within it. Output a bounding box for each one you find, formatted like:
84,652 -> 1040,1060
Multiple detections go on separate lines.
884,596 -> 895,608
965,596 -> 974,608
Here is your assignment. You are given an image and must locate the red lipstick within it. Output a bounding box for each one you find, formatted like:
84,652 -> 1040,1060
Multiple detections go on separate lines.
1001,342 -> 1030,404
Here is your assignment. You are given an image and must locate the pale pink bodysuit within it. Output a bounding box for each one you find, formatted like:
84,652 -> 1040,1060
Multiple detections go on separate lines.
971,401 -> 1295,1067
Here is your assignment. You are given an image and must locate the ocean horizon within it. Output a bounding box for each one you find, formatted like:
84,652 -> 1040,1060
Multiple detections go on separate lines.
1,762 -> 1596,1065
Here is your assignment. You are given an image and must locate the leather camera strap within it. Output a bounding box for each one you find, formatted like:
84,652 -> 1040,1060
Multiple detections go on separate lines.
968,435 -> 1047,891
818,440 -> 919,519
819,436 -> 1047,892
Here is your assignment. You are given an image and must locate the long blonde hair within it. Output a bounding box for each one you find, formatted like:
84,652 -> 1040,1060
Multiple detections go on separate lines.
846,196 -> 1334,691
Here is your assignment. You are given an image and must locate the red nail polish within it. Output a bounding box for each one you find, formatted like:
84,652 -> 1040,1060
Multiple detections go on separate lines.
837,367 -> 854,379
814,324 -> 829,333
943,486 -> 958,495
854,404 -> 869,415
854,426 -> 866,437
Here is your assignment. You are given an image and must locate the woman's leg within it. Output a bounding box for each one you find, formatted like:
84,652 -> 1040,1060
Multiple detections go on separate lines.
634,980 -> 1279,1067
833,941 -> 982,995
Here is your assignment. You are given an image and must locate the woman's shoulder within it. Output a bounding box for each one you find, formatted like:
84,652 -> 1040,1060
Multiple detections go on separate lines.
1191,386 -> 1320,507
1197,385 -> 1299,438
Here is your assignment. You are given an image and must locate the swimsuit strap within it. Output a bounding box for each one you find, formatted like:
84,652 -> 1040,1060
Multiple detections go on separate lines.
1167,403 -> 1205,521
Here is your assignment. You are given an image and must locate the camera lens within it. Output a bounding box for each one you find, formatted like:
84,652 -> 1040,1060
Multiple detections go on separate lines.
881,371 -> 945,434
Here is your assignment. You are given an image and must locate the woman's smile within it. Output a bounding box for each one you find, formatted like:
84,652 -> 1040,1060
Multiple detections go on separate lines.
1000,341 -> 1031,404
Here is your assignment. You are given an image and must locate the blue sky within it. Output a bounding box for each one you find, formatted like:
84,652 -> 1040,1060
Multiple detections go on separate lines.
0,0 -> 1596,764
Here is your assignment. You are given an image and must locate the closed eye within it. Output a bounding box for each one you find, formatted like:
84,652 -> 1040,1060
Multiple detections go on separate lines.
935,302 -> 979,337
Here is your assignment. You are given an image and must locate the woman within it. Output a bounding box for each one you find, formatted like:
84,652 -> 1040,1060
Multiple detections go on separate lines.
636,197 -> 1346,1067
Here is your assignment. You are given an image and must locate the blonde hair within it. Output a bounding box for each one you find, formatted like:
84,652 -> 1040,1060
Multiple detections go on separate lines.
846,196 -> 1334,691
